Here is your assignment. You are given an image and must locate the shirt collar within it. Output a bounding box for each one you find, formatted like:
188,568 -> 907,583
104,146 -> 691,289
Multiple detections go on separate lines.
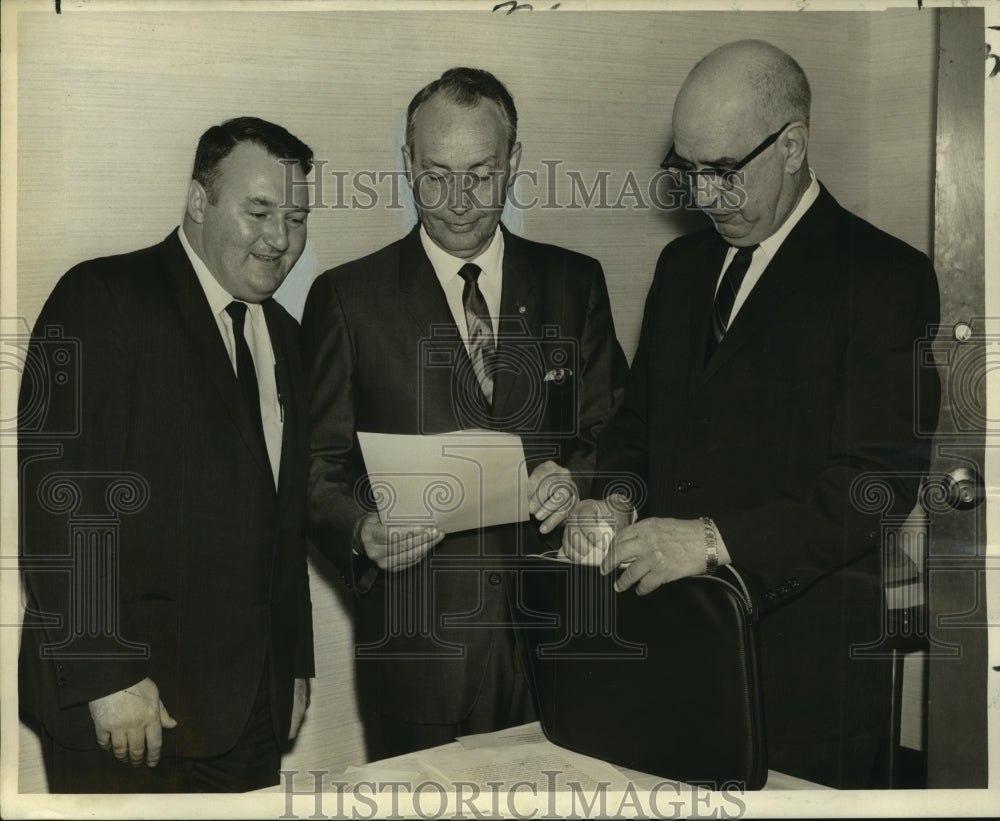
419,224 -> 504,283
179,225 -> 239,319
179,225 -> 261,320
755,169 -> 820,262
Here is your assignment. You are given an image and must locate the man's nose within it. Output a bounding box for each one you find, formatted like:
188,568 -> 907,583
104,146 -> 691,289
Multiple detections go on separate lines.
691,172 -> 733,210
448,172 -> 477,214
263,216 -> 289,250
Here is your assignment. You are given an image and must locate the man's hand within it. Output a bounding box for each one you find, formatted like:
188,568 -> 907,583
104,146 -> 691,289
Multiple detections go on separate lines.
88,677 -> 177,767
603,517 -> 715,595
288,678 -> 309,740
357,512 -> 443,572
527,461 -> 578,535
561,498 -> 623,564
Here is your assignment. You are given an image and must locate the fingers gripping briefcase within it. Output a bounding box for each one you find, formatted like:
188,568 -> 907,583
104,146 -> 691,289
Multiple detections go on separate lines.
520,559 -> 767,789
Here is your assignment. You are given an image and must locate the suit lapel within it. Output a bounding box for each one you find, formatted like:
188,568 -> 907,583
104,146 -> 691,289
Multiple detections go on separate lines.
397,226 -> 460,340
264,299 -> 296,503
396,226 -> 470,430
492,228 -> 540,420
700,185 -> 841,383
689,236 -> 729,387
160,230 -> 273,480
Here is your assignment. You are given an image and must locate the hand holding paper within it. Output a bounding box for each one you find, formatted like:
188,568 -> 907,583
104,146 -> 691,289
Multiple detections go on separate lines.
560,498 -> 619,565
560,494 -> 636,565
527,460 -> 578,534
356,512 -> 444,572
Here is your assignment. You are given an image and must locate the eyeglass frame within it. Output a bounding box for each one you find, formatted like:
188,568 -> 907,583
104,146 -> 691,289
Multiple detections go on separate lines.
660,122 -> 793,187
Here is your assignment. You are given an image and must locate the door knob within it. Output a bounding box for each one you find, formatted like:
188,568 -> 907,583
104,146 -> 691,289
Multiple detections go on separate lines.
937,467 -> 984,511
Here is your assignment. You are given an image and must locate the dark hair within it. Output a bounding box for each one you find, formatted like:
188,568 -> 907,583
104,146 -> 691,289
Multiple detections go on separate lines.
405,67 -> 518,155
192,116 -> 313,203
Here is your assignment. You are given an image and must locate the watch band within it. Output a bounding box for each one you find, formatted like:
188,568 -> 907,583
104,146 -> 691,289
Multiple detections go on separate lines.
701,516 -> 719,575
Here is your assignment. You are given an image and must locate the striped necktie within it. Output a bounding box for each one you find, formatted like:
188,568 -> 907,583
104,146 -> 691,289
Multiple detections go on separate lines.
458,263 -> 495,405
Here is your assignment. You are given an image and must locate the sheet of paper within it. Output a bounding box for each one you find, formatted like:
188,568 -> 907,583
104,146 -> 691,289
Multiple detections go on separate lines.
418,740 -> 632,792
339,764 -> 429,784
457,721 -> 549,749
357,430 -> 530,533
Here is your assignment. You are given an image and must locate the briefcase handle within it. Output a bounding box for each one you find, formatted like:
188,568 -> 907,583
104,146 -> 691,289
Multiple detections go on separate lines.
541,550 -> 757,618
704,563 -> 756,617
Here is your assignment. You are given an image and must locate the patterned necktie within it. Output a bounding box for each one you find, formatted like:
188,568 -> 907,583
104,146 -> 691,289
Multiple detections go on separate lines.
457,263 -> 495,405
225,301 -> 265,441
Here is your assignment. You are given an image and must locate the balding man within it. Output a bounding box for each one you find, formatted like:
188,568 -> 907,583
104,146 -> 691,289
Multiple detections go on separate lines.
564,41 -> 940,788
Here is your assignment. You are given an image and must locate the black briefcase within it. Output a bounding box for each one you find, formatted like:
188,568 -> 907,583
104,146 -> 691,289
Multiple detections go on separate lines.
520,558 -> 767,789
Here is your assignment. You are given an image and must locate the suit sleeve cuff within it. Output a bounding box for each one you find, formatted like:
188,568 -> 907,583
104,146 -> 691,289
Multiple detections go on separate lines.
349,516 -> 379,595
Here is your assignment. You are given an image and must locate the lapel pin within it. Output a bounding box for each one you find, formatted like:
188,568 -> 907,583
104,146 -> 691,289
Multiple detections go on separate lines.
518,305 -> 526,315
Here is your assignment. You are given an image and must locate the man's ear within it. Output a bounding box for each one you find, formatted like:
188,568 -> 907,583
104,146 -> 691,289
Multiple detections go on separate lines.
507,141 -> 522,181
401,145 -> 414,184
781,122 -> 809,175
186,179 -> 208,224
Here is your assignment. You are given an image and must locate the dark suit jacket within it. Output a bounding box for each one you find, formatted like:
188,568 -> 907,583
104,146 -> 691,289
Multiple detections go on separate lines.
302,225 -> 627,724
596,185 -> 940,784
18,229 -> 314,757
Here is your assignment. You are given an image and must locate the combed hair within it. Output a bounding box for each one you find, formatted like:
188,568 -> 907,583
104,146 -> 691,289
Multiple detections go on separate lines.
192,116 -> 313,203
405,67 -> 518,154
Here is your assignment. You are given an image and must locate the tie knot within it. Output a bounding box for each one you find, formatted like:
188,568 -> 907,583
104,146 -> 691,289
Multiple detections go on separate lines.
458,263 -> 482,285
733,244 -> 759,262
226,300 -> 248,326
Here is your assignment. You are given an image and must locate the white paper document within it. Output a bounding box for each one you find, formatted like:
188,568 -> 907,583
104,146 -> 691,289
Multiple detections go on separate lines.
457,721 -> 549,749
357,430 -> 530,533
419,740 -> 632,792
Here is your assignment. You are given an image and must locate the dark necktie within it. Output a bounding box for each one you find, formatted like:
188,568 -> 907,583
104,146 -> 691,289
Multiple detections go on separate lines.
457,263 -> 495,405
225,301 -> 265,440
712,244 -> 759,342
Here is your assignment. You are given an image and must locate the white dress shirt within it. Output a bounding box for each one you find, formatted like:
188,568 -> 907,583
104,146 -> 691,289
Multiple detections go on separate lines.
179,226 -> 283,487
420,225 -> 504,349
716,170 -> 821,322
706,172 -> 820,566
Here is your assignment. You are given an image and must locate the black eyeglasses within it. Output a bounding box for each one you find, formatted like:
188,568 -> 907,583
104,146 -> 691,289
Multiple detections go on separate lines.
660,122 -> 792,188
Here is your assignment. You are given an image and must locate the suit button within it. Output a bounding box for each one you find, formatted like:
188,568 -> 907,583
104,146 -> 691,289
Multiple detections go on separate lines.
488,573 -> 502,586
676,480 -> 692,493
57,678 -> 67,688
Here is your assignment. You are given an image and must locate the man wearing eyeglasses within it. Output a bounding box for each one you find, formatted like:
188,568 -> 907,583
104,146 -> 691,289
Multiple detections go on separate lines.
563,40 -> 940,788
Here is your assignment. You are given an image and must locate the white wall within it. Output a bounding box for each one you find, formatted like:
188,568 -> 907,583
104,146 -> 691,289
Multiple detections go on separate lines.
10,6 -> 938,792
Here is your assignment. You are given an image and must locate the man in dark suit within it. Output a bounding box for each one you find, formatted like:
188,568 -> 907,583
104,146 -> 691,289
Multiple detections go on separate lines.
302,67 -> 627,758
18,117 -> 315,792
564,41 -> 940,788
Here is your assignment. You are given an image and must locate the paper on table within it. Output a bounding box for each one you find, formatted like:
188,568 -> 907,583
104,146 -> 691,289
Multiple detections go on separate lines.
457,721 -> 548,749
419,741 -> 631,792
357,430 -> 530,534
